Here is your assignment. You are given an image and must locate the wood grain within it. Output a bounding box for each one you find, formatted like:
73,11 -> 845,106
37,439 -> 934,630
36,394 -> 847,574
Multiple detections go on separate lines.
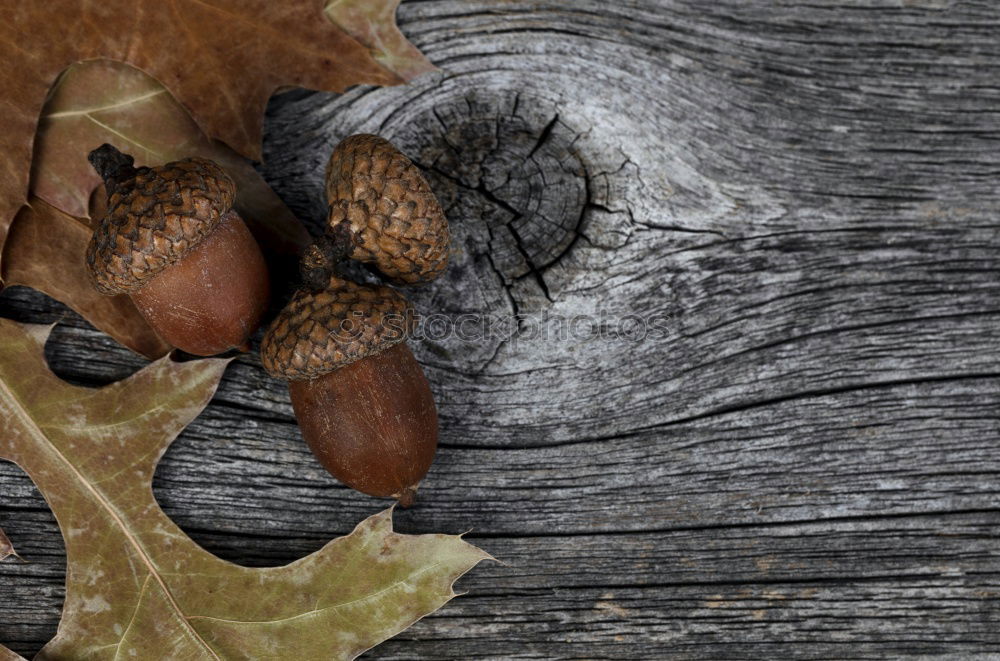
3,0 -> 1000,658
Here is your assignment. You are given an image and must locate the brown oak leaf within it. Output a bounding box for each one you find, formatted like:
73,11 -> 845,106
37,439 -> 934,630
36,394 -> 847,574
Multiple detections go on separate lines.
31,60 -> 311,258
28,58 -> 313,318
2,198 -> 171,358
325,0 -> 437,81
13,59 -> 321,357
0,0 -> 414,269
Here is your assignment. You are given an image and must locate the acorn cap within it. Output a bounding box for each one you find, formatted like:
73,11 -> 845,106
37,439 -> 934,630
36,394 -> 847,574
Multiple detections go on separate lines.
325,134 -> 449,284
85,144 -> 236,295
260,275 -> 417,381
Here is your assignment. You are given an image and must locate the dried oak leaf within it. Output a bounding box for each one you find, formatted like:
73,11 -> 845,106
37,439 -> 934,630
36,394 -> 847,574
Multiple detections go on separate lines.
325,0 -> 436,81
2,197 -> 171,359
0,645 -> 25,661
0,527 -> 16,563
30,59 -> 311,260
0,0 -> 417,269
0,318 -> 488,659
20,59 -> 313,352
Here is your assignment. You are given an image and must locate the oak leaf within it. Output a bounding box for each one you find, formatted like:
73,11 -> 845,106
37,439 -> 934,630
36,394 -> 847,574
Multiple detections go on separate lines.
0,318 -> 488,659
2,198 -> 171,359
0,645 -> 25,661
0,527 -> 16,563
14,60 -> 313,357
0,0 -> 421,268
30,59 -> 311,259
325,0 -> 436,81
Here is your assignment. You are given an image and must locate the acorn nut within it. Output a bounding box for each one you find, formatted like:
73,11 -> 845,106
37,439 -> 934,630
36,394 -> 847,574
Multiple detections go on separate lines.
85,144 -> 270,356
260,275 -> 434,507
261,134 -> 450,506
324,134 -> 449,285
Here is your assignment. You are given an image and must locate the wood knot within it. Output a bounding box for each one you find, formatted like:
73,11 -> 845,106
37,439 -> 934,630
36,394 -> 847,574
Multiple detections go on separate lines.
390,93 -> 590,308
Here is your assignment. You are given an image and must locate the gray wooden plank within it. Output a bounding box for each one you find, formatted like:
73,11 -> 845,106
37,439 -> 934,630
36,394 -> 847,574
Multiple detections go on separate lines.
366,581 -> 1000,660
1,308 -> 998,656
2,304 -> 996,537
4,483 -> 1000,659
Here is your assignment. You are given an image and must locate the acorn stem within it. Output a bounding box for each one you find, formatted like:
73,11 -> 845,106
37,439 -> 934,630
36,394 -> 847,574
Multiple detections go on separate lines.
88,144 -> 137,198
396,485 -> 418,508
299,226 -> 354,292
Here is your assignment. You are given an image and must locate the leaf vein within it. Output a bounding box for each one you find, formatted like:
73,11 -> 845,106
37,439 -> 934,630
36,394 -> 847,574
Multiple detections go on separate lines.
112,574 -> 151,661
187,562 -> 445,627
45,89 -> 167,119
82,115 -> 167,160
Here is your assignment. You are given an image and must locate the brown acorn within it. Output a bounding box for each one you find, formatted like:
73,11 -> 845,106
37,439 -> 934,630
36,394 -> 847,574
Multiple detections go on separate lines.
85,144 -> 269,356
260,274 -> 435,506
324,134 -> 449,284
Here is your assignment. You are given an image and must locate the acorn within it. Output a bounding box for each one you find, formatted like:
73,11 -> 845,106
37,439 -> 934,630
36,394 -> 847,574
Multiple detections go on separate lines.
261,134 -> 450,505
85,144 -> 269,356
324,134 -> 449,284
260,272 -> 434,506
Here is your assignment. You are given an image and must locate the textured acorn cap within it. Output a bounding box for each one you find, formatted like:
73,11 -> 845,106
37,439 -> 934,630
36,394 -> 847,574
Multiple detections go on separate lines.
261,275 -> 417,381
325,134 -> 449,284
86,148 -> 236,295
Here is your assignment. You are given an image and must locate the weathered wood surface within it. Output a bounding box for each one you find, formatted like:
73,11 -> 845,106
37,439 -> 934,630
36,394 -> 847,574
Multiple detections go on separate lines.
3,0 -> 1000,658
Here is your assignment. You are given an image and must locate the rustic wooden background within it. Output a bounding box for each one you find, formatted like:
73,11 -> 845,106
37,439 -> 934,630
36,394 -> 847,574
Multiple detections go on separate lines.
3,1 -> 1000,658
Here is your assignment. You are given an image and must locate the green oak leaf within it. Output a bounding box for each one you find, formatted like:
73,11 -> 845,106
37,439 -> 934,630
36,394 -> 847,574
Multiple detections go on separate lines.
0,318 -> 488,659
